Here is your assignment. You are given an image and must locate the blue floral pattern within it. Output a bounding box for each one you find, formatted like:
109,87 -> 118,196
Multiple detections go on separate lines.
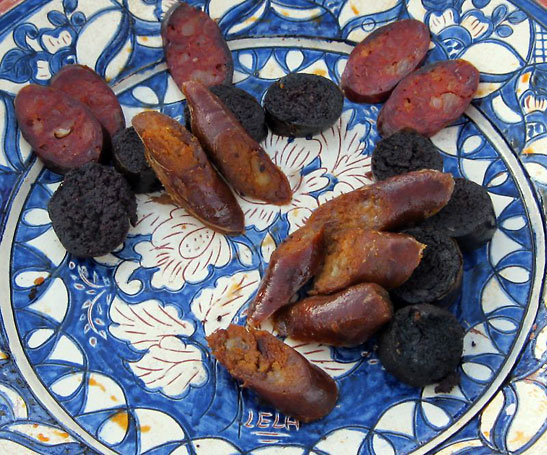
0,1 -> 545,455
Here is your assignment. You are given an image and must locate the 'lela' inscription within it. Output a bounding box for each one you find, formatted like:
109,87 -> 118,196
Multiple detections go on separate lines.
244,411 -> 300,431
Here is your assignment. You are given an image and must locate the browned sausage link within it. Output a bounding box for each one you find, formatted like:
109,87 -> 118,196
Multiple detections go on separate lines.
312,229 -> 425,294
247,225 -> 325,327
275,283 -> 393,347
15,84 -> 103,174
183,80 -> 292,204
132,111 -> 244,234
378,59 -> 480,137
51,64 -> 125,137
162,2 -> 233,87
341,19 -> 430,103
308,169 -> 455,233
207,324 -> 338,422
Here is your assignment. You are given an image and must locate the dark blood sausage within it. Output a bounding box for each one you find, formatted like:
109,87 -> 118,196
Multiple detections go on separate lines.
14,84 -> 103,174
184,84 -> 267,143
341,19 -> 430,103
312,229 -> 425,294
50,64 -> 125,137
48,162 -> 136,257
132,111 -> 244,234
420,178 -> 496,251
378,304 -> 464,388
308,169 -> 455,234
207,324 -> 338,422
378,59 -> 480,137
275,283 -> 393,347
112,127 -> 162,193
392,227 -> 463,308
247,225 -> 325,327
162,2 -> 233,88
371,129 -> 443,181
183,80 -> 292,204
263,73 -> 344,137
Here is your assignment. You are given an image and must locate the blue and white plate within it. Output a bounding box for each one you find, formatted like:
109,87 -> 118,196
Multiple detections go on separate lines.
0,1 -> 546,454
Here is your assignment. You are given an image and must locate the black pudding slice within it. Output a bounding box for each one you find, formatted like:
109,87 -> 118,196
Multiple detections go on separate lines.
392,228 -> 463,308
184,84 -> 268,143
371,129 -> 444,180
112,127 -> 162,193
378,304 -> 464,388
420,178 -> 496,251
48,162 -> 137,258
263,73 -> 344,137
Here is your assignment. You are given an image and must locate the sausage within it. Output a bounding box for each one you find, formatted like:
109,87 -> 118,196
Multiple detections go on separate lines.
132,111 -> 244,234
377,59 -> 479,137
207,324 -> 338,422
50,64 -> 125,137
162,2 -> 233,87
183,80 -> 292,204
341,19 -> 430,103
247,225 -> 324,327
275,283 -> 393,347
14,84 -> 103,174
312,229 -> 425,294
308,169 -> 455,234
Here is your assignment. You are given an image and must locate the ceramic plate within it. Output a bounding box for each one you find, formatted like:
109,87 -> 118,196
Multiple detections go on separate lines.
0,1 -> 546,455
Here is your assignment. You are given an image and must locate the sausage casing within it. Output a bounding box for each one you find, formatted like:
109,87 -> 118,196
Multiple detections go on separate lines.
183,80 -> 292,204
14,84 -> 103,174
132,111 -> 244,234
275,283 -> 393,347
247,225 -> 324,326
377,59 -> 480,137
207,324 -> 338,422
312,229 -> 425,294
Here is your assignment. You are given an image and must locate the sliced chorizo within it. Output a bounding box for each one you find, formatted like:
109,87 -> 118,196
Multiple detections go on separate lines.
183,80 -> 292,204
162,2 -> 233,87
377,59 -> 480,137
207,324 -> 338,422
312,229 -> 425,294
132,111 -> 244,234
15,84 -> 103,174
341,19 -> 430,103
247,225 -> 324,327
275,283 -> 393,347
50,64 -> 125,137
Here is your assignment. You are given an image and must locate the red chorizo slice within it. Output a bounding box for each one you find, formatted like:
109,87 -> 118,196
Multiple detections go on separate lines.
207,324 -> 338,422
183,80 -> 292,204
162,2 -> 233,87
247,225 -> 324,327
308,169 -> 455,233
15,84 -> 103,174
378,59 -> 480,137
132,111 -> 244,234
50,64 -> 125,137
341,19 -> 430,103
275,283 -> 393,347
312,229 -> 425,294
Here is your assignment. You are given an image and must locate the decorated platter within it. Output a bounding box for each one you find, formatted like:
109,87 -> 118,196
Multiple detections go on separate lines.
0,1 -> 546,454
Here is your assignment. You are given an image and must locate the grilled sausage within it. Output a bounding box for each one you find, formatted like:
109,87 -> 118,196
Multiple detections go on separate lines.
14,84 -> 103,174
207,324 -> 338,422
275,283 -> 393,347
183,80 -> 292,204
132,111 -> 244,234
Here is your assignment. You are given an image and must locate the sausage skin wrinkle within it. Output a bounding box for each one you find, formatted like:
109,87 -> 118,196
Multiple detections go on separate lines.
132,111 -> 244,234
207,324 -> 338,422
247,225 -> 325,327
183,80 -> 292,204
275,283 -> 393,347
15,84 -> 103,174
378,59 -> 480,137
341,19 -> 430,103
